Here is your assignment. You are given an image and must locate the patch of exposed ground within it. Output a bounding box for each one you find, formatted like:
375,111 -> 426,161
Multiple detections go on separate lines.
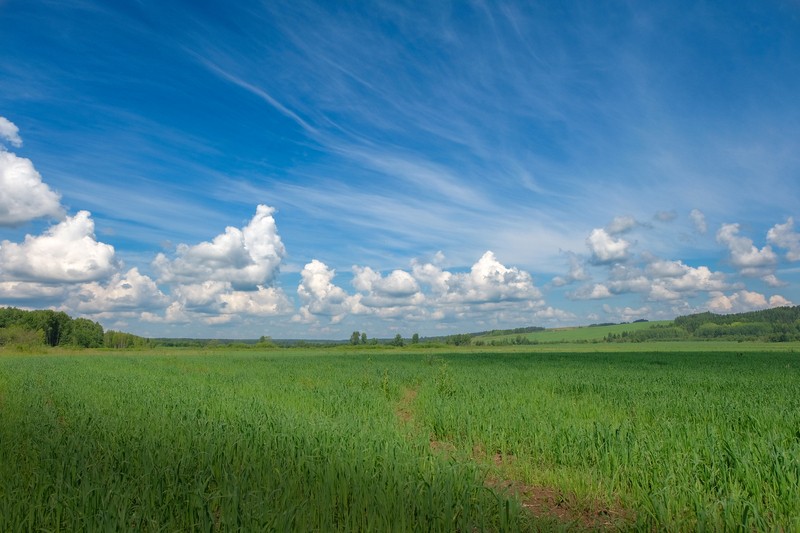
475,445 -> 634,530
395,387 -> 418,425
486,474 -> 633,530
392,389 -> 634,530
429,439 -> 457,457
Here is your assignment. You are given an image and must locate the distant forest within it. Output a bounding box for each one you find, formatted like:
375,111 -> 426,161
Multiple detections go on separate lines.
2,305 -> 800,350
0,307 -> 151,349
605,306 -> 800,343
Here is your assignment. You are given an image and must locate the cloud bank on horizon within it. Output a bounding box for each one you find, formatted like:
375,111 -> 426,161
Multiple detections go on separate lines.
1,1 -> 799,338
1,116 -> 797,337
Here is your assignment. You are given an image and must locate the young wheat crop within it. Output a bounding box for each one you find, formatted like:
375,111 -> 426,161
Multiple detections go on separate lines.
0,348 -> 797,530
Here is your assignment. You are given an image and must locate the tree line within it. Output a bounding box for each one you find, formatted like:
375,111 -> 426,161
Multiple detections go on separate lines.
607,306 -> 800,343
0,307 -> 152,349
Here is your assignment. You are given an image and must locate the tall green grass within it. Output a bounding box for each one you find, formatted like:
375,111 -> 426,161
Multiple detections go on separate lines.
411,350 -> 800,530
1,349 -> 798,530
0,354 -> 527,531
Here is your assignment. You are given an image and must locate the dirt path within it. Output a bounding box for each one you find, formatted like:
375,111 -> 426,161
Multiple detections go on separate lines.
394,387 -> 417,425
486,470 -> 633,530
391,386 -> 633,530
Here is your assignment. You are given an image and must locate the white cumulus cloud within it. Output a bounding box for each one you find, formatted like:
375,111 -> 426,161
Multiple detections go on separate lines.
569,283 -> 612,300
217,285 -> 291,316
707,290 -> 792,314
762,274 -> 787,288
533,306 -> 577,322
655,262 -> 727,293
606,215 -> 637,235
769,294 -> 793,307
586,228 -> 630,263
716,223 -> 777,275
142,302 -> 190,324
158,281 -> 291,324
352,266 -> 424,310
295,260 -> 362,323
551,252 -> 590,287
646,259 -> 688,278
411,260 -> 452,294
0,210 -> 117,282
353,266 -> 420,297
441,251 -> 542,304
689,209 -> 707,234
648,283 -> 681,301
153,204 -> 285,288
0,117 -> 22,148
297,252 -> 545,326
606,264 -> 652,294
0,147 -> 63,226
0,280 -> 67,303
140,205 -> 294,325
578,256 -> 729,303
767,217 -> 800,261
68,267 -> 168,313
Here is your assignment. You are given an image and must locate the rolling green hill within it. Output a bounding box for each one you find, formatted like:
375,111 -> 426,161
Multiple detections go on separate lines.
473,321 -> 670,345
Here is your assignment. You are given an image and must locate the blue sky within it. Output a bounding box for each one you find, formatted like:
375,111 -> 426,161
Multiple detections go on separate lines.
1,1 -> 799,339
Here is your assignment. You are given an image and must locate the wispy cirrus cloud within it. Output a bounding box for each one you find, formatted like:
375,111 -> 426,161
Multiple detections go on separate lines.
2,2 -> 800,338
197,59 -> 318,137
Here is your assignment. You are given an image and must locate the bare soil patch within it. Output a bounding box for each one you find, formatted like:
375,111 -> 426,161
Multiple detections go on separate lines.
394,387 -> 418,424
429,439 -> 457,457
391,389 -> 634,530
486,476 -> 633,530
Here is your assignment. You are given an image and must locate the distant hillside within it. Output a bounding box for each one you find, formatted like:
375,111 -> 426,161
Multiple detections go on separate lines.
5,305 -> 798,351
604,306 -> 800,343
473,321 -> 667,345
670,306 -> 800,342
471,306 -> 800,345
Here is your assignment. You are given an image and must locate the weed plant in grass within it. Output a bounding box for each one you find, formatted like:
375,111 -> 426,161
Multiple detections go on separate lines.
0,348 -> 798,531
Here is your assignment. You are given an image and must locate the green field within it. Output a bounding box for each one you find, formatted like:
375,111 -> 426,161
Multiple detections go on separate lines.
1,345 -> 799,531
475,321 -> 671,344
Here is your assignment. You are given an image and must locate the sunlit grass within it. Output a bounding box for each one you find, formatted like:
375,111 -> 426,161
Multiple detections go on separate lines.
1,347 -> 798,530
475,321 -> 672,343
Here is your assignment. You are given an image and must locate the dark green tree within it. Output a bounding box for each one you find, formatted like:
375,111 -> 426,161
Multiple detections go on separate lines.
21,310 -> 72,346
68,318 -> 104,348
